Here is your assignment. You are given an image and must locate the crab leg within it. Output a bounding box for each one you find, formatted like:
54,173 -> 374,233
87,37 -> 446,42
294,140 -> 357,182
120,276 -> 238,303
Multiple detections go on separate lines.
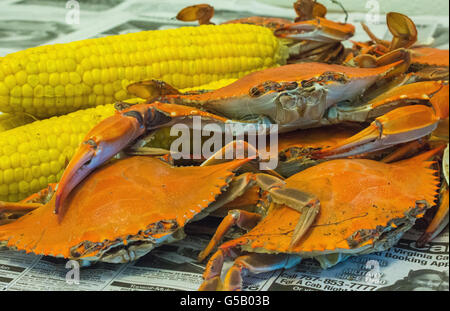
380,139 -> 428,163
361,12 -> 417,52
199,249 -> 228,291
316,105 -> 441,159
386,12 -> 418,50
255,174 -> 320,247
200,249 -> 301,291
198,173 -> 320,263
0,185 -> 55,224
198,209 -> 263,262
222,253 -> 301,291
274,18 -> 355,43
176,4 -> 215,25
0,202 -> 43,225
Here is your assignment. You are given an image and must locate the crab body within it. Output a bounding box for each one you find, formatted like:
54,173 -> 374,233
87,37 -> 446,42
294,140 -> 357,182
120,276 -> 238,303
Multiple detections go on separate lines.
0,156 -> 252,263
145,61 -> 407,132
199,150 -> 441,290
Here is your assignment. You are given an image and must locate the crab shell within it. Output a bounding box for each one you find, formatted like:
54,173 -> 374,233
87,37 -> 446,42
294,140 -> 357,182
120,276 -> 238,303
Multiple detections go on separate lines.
0,156 -> 251,263
411,47 -> 449,68
217,150 -> 439,268
275,125 -> 363,177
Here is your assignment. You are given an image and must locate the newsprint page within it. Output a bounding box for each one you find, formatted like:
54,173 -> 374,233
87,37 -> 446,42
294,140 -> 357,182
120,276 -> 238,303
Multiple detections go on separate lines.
0,0 -> 449,292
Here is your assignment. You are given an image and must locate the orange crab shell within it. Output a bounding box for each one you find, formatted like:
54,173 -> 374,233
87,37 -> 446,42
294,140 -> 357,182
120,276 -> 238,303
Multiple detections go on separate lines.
219,150 -> 439,256
175,61 -> 406,102
277,125 -> 363,152
223,16 -> 292,31
0,156 -> 251,260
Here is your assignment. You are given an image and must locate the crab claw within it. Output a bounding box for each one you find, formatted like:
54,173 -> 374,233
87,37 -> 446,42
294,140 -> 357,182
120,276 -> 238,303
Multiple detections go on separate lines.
274,18 -> 355,43
293,0 -> 327,22
359,12 -> 417,52
386,12 -> 417,50
54,104 -> 157,216
315,105 -> 440,159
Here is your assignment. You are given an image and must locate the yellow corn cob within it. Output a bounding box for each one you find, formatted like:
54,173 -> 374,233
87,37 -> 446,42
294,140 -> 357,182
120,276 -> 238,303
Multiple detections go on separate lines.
0,112 -> 36,132
0,104 -> 116,202
0,78 -> 240,202
0,24 -> 287,118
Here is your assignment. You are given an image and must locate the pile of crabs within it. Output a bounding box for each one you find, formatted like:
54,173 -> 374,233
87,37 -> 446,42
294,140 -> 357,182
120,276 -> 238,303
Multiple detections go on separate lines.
0,1 -> 448,291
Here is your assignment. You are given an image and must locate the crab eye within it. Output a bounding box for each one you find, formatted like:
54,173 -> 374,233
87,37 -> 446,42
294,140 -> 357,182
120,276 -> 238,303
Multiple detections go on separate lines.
249,87 -> 262,97
283,81 -> 298,90
301,79 -> 315,88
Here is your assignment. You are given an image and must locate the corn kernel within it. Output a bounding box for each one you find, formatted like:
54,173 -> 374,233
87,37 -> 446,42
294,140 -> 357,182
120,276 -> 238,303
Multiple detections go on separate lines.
8,193 -> 18,202
54,85 -> 65,96
11,86 -> 22,97
60,72 -> 69,85
30,179 -> 40,192
0,82 -> 8,95
0,155 -> 11,170
0,184 -> 8,196
23,167 -> 32,182
18,180 -> 29,194
69,72 -> 81,84
15,71 -> 28,85
20,154 -> 30,168
4,75 -> 16,89
21,84 -> 33,97
37,176 -> 47,189
9,183 -> 18,195
50,160 -> 60,174
30,165 -> 40,178
47,60 -> 57,73
65,58 -> 77,71
14,167 -> 24,182
10,153 -> 21,168
3,168 -> 14,183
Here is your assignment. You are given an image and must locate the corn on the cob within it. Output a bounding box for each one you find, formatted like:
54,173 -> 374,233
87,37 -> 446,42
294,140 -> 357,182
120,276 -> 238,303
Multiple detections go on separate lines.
0,104 -> 116,202
0,112 -> 36,132
0,24 -> 287,118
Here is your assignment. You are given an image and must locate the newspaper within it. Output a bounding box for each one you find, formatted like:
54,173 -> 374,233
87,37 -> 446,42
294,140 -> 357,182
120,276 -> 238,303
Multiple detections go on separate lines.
1,225 -> 448,291
0,0 -> 449,291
